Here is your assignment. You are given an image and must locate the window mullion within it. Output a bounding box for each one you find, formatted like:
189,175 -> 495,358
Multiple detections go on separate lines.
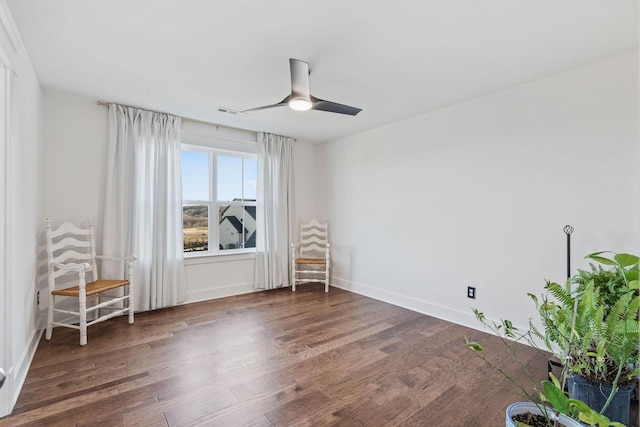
210,152 -> 219,254
240,158 -> 245,247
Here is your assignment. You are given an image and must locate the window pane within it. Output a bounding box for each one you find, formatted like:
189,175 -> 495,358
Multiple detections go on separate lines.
243,204 -> 256,249
219,204 -> 256,250
182,151 -> 209,200
217,155 -> 242,201
243,158 -> 257,200
183,204 -> 208,252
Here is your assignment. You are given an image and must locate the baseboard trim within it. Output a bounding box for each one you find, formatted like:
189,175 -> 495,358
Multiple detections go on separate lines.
11,326 -> 42,408
330,276 -> 487,332
184,282 -> 257,304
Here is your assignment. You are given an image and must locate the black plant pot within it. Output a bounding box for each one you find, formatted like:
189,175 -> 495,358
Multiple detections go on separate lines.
568,375 -> 635,426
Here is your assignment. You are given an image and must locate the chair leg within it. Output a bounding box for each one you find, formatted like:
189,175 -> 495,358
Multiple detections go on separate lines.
292,266 -> 297,292
128,285 -> 134,325
46,293 -> 54,340
325,266 -> 329,293
127,259 -> 135,324
79,288 -> 87,346
290,245 -> 296,292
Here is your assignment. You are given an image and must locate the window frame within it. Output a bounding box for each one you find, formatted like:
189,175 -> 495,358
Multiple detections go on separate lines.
182,142 -> 258,258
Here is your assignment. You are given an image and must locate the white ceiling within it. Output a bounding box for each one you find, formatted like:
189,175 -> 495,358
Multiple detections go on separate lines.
6,0 -> 638,143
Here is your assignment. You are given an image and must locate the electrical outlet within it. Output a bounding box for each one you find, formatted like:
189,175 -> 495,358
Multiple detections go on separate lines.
36,291 -> 40,306
467,286 -> 476,299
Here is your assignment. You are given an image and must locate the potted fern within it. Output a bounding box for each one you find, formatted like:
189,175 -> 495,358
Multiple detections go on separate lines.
467,251 -> 638,427
534,252 -> 639,426
467,315 -> 596,427
467,313 -> 622,427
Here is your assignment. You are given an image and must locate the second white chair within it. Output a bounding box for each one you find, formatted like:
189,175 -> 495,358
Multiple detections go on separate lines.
290,219 -> 330,292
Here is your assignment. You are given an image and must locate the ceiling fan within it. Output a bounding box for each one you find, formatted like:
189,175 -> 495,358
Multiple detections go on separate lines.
243,58 -> 362,116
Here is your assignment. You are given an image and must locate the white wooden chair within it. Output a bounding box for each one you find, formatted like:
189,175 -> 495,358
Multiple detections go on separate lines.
290,219 -> 330,292
45,218 -> 136,346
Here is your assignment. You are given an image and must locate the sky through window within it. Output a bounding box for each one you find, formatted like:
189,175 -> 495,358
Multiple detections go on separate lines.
182,151 -> 257,201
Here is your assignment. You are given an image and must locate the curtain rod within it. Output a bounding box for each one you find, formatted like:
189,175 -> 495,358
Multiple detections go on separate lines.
96,100 -> 297,141
95,100 -> 262,137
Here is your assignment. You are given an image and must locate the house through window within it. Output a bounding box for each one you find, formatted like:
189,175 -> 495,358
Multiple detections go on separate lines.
182,146 -> 257,255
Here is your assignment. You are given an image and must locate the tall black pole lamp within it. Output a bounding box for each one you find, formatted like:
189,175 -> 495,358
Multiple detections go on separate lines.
563,225 -> 574,278
549,225 -> 576,377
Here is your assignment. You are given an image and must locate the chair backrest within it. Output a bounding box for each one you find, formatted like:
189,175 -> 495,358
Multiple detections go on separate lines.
45,219 -> 98,290
298,219 -> 328,259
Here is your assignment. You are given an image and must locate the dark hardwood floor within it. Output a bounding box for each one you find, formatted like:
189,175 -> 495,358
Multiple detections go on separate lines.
2,284 -> 568,426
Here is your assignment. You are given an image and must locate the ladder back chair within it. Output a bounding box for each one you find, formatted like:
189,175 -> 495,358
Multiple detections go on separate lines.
45,218 -> 136,346
291,219 -> 330,292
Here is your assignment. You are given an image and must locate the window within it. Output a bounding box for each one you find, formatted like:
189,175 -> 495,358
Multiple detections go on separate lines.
182,146 -> 257,255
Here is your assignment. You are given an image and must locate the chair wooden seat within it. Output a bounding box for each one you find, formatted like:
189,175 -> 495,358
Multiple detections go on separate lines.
291,219 -> 330,292
51,279 -> 130,297
295,257 -> 327,265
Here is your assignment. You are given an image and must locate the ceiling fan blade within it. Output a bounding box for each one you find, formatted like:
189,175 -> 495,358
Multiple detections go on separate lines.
310,96 -> 362,116
289,58 -> 310,101
242,96 -> 290,113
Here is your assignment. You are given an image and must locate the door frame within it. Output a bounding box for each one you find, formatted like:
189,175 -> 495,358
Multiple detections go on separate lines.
0,32 -> 13,418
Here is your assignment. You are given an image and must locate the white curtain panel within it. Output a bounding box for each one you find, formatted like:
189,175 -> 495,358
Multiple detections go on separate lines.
254,132 -> 295,290
102,104 -> 186,311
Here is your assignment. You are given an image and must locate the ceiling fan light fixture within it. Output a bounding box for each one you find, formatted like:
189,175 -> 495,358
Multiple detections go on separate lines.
288,98 -> 312,111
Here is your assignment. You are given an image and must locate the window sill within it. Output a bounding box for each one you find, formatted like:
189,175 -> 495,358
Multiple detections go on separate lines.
183,251 -> 257,265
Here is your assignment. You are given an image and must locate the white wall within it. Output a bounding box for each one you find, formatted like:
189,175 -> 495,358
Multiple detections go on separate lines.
0,1 -> 42,416
292,139 -> 321,222
318,52 -> 640,331
42,93 -> 108,225
40,93 -> 320,305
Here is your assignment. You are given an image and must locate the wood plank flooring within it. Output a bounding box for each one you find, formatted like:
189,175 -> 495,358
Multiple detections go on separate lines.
0,284 -> 572,426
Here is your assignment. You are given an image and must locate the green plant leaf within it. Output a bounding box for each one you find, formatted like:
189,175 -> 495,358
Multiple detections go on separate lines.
614,253 -> 639,267
571,399 -> 623,426
568,399 -> 591,414
579,410 -> 618,427
578,411 -> 600,424
548,372 -> 562,390
465,340 -> 484,351
587,254 -> 617,266
586,251 -> 608,257
473,308 -> 485,322
543,380 -> 569,414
